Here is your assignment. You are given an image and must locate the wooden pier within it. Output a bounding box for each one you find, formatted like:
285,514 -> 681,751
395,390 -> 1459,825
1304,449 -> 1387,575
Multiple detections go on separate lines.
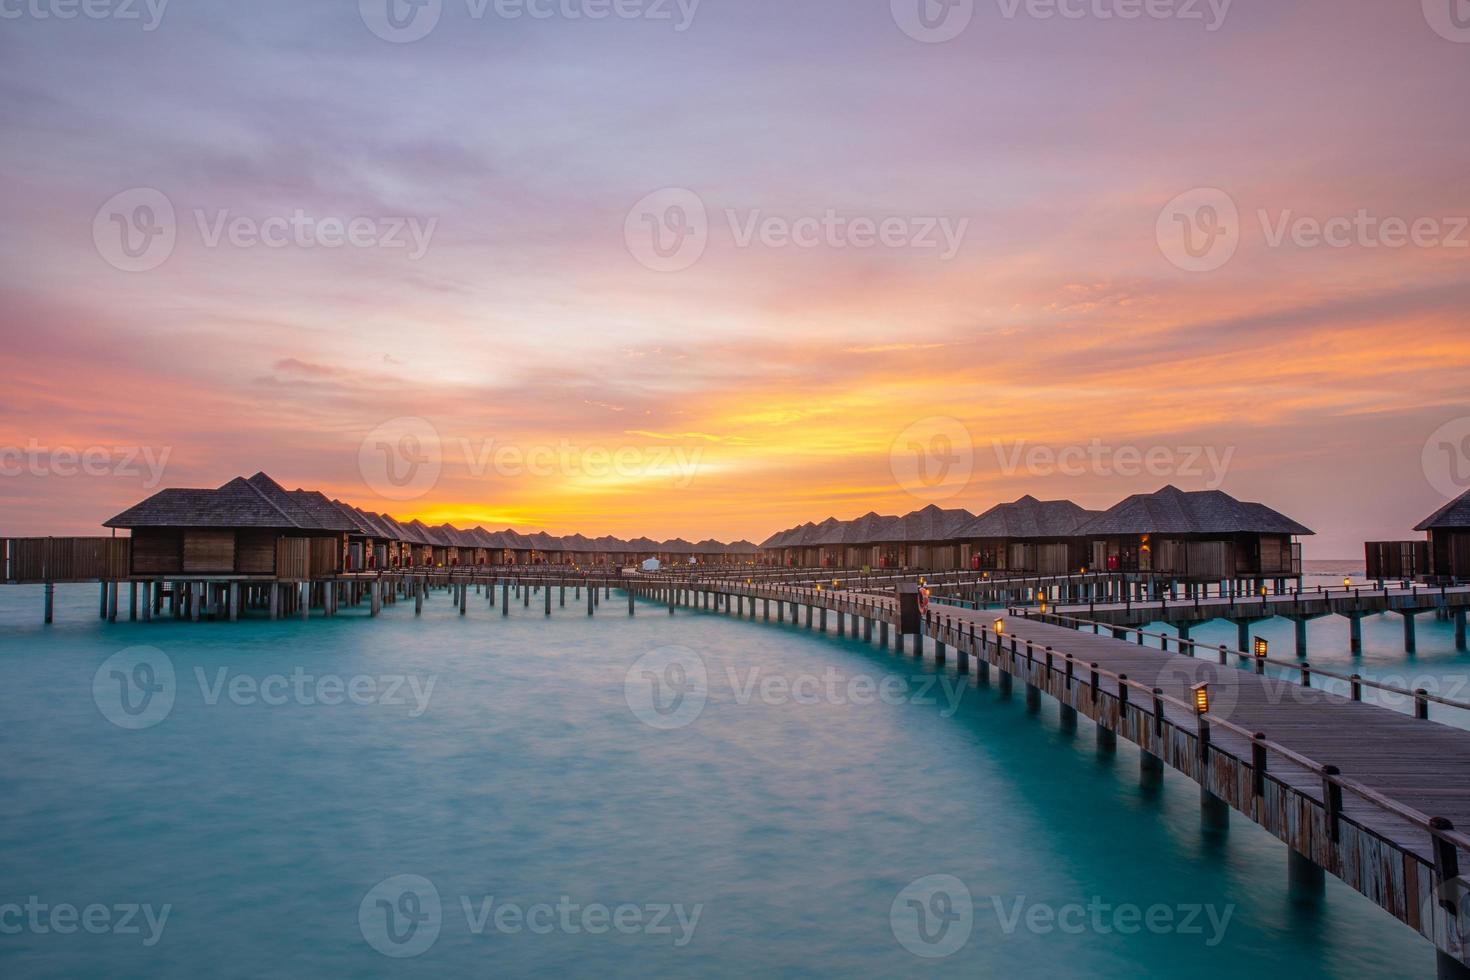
6,539 -> 1470,973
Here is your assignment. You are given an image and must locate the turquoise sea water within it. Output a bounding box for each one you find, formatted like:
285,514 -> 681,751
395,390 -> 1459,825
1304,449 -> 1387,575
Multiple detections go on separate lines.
0,582 -> 1451,978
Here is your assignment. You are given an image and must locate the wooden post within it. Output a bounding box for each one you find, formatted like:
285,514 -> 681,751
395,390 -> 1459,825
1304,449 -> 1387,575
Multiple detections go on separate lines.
141,581 -> 152,622
229,583 -> 240,622
1455,609 -> 1467,652
128,582 -> 138,621
299,581 -> 309,621
107,581 -> 118,623
1403,611 -> 1417,653
44,581 -> 54,624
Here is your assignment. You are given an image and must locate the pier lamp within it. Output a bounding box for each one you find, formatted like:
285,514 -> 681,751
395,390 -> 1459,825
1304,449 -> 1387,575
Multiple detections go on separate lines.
1039,598 -> 1048,615
994,617 -> 1005,636
1343,576 -> 1352,589
1192,682 -> 1210,715
1253,636 -> 1268,673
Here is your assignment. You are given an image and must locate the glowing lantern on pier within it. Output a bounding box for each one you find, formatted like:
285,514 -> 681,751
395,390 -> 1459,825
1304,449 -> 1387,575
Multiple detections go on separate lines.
1192,682 -> 1210,715
993,618 -> 1005,636
1253,636 -> 1269,658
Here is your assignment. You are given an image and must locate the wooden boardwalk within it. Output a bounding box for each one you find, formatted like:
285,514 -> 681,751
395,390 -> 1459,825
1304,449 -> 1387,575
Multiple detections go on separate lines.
626,574 -> 1470,972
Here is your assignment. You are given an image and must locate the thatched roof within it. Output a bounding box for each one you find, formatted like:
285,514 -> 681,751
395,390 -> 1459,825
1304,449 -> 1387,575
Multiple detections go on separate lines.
961,495 -> 1099,539
898,504 -> 975,542
106,471 -> 353,530
1415,488 -> 1470,530
1074,486 -> 1313,536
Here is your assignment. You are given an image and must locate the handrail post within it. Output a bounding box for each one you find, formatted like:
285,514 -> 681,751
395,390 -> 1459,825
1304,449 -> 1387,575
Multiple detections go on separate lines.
1251,733 -> 1267,798
1322,765 -> 1342,843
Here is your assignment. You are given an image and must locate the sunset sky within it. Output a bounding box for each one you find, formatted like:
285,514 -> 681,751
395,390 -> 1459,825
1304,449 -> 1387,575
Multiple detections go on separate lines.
2,0 -> 1468,556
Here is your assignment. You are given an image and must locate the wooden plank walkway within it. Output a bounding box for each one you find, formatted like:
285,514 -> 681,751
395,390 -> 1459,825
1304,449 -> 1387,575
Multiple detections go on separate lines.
637,575 -> 1470,968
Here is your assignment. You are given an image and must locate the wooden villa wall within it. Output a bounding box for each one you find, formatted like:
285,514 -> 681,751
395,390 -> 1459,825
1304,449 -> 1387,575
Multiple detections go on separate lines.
1365,540 -> 1427,579
132,529 -> 182,575
1431,529 -> 1470,579
3,537 -> 130,583
183,530 -> 235,573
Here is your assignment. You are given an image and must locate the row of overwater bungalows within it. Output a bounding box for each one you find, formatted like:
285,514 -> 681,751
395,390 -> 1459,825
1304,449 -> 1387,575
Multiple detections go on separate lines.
756,486 -> 1313,583
102,472 -> 758,579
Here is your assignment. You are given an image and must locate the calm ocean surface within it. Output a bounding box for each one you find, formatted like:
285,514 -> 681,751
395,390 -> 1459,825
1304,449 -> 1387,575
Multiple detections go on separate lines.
0,575 -> 1459,978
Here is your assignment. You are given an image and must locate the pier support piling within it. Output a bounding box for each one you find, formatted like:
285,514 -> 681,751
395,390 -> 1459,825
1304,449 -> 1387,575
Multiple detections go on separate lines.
1287,849 -> 1325,903
1200,789 -> 1229,834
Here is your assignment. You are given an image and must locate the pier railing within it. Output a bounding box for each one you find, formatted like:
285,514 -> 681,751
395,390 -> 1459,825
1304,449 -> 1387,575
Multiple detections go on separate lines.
1019,608 -> 1470,723
699,578 -> 1470,872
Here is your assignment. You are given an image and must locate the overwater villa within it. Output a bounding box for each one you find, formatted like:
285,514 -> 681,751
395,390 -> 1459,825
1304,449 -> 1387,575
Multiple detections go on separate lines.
756,485 -> 1312,584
